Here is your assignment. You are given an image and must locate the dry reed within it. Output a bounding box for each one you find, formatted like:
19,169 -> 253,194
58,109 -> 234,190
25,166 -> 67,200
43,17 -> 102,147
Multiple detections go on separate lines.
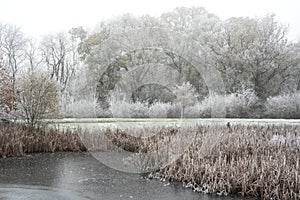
0,124 -> 86,158
1,122 -> 299,199
158,124 -> 300,200
101,124 -> 300,199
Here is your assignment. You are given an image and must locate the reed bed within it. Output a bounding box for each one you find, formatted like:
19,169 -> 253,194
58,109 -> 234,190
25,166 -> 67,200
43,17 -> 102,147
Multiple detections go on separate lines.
0,124 -> 86,158
158,124 -> 300,200
101,124 -> 300,199
1,122 -> 299,199
103,126 -> 179,152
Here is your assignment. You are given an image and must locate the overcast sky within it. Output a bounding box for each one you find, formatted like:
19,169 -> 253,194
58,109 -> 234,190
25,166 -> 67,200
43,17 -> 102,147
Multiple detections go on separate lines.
0,0 -> 299,40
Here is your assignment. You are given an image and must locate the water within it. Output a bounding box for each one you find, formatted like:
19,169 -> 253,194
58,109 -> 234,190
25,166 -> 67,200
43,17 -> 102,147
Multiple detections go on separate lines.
0,152 -> 253,200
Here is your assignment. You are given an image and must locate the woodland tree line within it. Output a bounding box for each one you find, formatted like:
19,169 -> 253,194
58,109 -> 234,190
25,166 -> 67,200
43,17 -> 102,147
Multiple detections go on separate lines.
1,7 -> 300,123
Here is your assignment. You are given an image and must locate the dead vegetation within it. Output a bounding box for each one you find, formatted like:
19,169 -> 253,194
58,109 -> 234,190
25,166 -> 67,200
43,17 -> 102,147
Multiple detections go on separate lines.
103,126 -> 179,153
159,124 -> 300,200
102,124 -> 300,199
0,122 -> 299,199
0,124 -> 86,157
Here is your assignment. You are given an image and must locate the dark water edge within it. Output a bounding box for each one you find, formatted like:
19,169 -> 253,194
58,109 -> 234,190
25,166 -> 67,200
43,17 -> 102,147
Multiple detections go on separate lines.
0,152 -> 257,200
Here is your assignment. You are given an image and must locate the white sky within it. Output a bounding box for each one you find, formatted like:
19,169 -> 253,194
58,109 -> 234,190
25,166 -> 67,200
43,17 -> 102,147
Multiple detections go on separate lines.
0,0 -> 299,40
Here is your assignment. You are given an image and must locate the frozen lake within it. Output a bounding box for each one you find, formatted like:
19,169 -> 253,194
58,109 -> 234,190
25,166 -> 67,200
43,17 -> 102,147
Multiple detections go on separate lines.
0,152 -> 255,200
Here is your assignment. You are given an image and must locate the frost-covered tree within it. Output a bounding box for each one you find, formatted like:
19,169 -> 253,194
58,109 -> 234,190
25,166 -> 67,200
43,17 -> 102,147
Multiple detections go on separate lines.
80,11 -> 213,107
40,32 -> 80,92
284,41 -> 300,92
61,7 -> 299,118
214,15 -> 295,99
59,66 -> 100,118
173,82 -> 197,118
0,23 -> 27,87
161,7 -> 222,98
78,14 -> 167,95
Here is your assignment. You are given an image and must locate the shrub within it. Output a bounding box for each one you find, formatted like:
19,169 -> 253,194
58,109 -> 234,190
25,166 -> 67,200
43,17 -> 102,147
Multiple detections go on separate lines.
195,94 -> 226,118
149,102 -> 171,118
97,107 -> 112,118
108,90 -> 148,118
108,91 -> 182,118
17,72 -> 59,126
107,89 -> 258,119
185,89 -> 258,118
109,99 -> 149,118
225,89 -> 258,118
109,98 -> 132,118
109,94 -> 149,118
265,91 -> 300,118
129,101 -> 149,118
60,94 -> 100,118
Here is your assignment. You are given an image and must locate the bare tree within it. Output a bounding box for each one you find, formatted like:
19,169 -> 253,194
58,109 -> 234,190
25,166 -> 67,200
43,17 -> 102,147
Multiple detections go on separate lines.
17,72 -> 59,126
25,38 -> 43,73
0,23 -> 27,87
40,32 -> 79,92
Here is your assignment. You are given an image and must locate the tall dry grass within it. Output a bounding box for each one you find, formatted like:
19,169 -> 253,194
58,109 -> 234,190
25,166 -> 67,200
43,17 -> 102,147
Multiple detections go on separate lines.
101,124 -> 300,199
158,124 -> 300,200
103,126 -> 179,153
0,124 -> 86,158
1,122 -> 299,199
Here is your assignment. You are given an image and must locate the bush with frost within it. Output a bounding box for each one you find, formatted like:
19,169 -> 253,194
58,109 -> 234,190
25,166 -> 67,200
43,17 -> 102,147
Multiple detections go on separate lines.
60,94 -> 99,118
149,102 -> 172,118
108,90 -> 148,118
265,91 -> 300,118
225,88 -> 258,118
184,89 -> 258,118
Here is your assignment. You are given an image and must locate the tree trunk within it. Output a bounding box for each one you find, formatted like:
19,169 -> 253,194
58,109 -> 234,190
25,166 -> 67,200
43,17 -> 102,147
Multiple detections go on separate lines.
181,106 -> 185,119
297,78 -> 300,91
